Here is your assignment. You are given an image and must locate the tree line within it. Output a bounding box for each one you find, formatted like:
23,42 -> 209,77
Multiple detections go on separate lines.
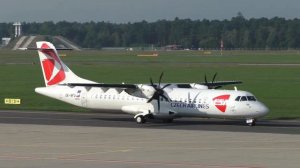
1,14 -> 300,49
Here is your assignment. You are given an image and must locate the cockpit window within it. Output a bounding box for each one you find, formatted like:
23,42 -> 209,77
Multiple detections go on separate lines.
247,96 -> 256,101
236,95 -> 257,102
240,96 -> 247,101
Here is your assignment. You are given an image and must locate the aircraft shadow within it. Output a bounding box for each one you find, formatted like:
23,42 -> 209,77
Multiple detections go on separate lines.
88,117 -> 300,134
91,117 -> 300,128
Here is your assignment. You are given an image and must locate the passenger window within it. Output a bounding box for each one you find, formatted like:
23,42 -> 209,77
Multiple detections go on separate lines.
240,96 -> 247,101
235,96 -> 241,101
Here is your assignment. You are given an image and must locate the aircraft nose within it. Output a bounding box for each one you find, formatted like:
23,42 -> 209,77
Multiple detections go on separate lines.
256,101 -> 269,116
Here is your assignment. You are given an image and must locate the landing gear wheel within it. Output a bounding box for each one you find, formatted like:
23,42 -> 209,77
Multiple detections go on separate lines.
246,119 -> 256,126
136,116 -> 146,124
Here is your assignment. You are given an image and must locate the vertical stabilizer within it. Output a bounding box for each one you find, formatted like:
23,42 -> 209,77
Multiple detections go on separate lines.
36,41 -> 95,86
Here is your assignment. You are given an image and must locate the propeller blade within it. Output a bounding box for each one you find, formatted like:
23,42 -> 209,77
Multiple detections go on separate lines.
204,74 -> 208,84
161,94 -> 169,102
212,73 -> 217,84
147,96 -> 155,103
162,83 -> 171,89
159,72 -> 164,87
150,77 -> 154,86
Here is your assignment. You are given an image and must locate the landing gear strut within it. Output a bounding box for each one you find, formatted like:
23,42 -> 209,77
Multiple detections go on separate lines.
246,118 -> 256,126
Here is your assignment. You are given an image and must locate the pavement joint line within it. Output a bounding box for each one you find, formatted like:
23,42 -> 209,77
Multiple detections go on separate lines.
0,154 -> 263,168
0,116 -> 92,122
0,145 -> 297,150
59,149 -> 132,158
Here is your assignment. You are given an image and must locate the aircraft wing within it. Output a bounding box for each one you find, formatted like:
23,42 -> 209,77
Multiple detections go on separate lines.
199,81 -> 242,89
64,81 -> 242,90
64,83 -> 138,89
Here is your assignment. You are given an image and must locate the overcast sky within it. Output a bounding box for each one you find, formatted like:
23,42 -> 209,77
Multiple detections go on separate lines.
1,0 -> 300,23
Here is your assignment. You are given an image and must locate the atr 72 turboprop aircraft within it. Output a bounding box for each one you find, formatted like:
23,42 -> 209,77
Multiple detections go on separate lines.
32,41 -> 269,126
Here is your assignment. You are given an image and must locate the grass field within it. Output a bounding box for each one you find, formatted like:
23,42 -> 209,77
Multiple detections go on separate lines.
0,49 -> 299,119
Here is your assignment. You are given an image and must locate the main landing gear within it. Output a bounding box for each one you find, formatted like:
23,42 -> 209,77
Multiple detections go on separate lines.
246,118 -> 256,126
134,115 -> 174,124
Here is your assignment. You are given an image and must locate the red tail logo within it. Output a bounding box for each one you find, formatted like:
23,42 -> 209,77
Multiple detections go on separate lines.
213,94 -> 230,113
41,43 -> 65,85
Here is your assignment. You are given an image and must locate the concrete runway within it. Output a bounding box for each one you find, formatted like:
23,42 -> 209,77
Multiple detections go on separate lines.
0,110 -> 299,168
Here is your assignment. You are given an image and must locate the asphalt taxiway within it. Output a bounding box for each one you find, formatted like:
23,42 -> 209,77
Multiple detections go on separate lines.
0,110 -> 299,168
0,110 -> 299,134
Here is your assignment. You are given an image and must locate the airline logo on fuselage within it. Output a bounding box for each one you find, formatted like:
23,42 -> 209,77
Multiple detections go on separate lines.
213,94 -> 230,113
41,43 -> 65,85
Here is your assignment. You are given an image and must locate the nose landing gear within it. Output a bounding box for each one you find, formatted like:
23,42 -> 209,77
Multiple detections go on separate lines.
136,115 -> 146,124
246,118 -> 256,126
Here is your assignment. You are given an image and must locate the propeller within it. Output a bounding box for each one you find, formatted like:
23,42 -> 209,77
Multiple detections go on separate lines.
147,72 -> 171,112
204,72 -> 218,89
202,72 -> 242,89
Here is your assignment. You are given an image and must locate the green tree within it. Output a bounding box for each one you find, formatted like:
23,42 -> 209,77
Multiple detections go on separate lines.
4,16 -> 300,49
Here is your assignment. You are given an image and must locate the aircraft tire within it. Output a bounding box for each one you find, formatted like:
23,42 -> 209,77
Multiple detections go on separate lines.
249,121 -> 256,126
136,116 -> 146,124
246,119 -> 256,126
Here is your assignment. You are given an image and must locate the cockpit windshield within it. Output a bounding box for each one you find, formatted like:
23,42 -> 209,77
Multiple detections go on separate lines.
240,96 -> 247,101
235,96 -> 256,102
247,96 -> 256,101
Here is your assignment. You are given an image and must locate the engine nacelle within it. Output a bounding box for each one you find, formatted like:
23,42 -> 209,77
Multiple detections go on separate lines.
190,83 -> 209,90
138,84 -> 156,98
122,104 -> 153,115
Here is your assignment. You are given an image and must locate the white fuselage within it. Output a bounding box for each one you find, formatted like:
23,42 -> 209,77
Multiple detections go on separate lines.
35,86 -> 269,120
